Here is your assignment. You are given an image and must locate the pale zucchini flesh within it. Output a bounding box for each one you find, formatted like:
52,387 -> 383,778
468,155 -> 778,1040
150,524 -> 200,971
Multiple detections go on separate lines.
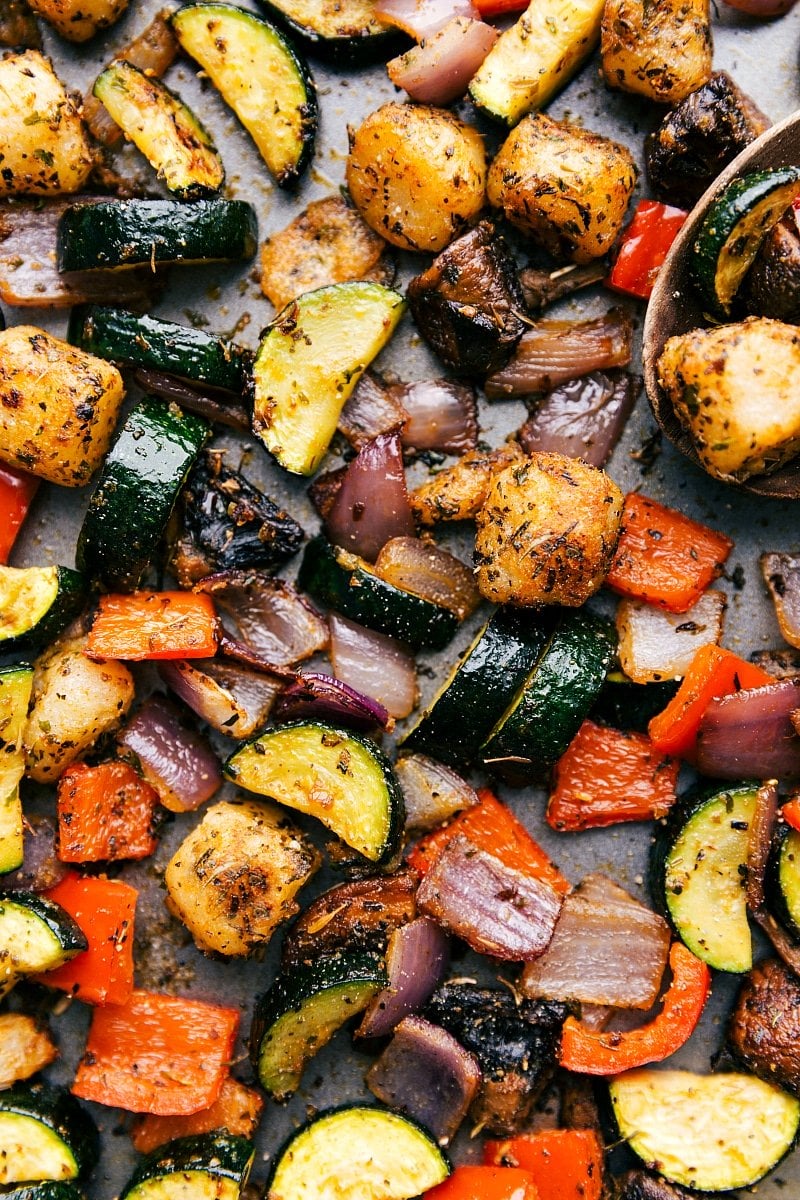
251,282 -> 405,476
0,895 -> 86,995
469,0 -> 604,125
779,827 -> 800,932
126,1178 -> 240,1200
0,566 -> 59,645
0,1113 -> 79,1185
0,666 -> 33,874
610,1069 -> 800,1192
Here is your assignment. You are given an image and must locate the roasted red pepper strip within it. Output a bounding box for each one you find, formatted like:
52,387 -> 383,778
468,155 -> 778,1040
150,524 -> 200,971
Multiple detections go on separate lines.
484,1129 -> 604,1200
559,942 -> 710,1074
86,590 -> 218,661
607,199 -> 688,300
0,463 -> 39,563
35,873 -> 137,1005
547,719 -> 678,831
407,787 -> 570,896
606,493 -> 733,614
472,0 -> 527,15
72,988 -> 239,1115
425,1165 -> 541,1200
56,760 -> 161,862
648,644 -> 773,759
783,797 -> 800,833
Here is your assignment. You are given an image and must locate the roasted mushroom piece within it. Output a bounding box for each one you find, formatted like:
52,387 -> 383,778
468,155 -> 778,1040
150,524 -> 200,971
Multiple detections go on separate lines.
614,1169 -> 696,1199
743,216 -> 800,324
728,957 -> 800,1098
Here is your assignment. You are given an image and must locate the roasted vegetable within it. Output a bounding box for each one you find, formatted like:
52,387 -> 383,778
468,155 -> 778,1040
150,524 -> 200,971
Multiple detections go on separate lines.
0,1014 -> 57,1089
130,1077 -> 263,1155
488,114 -> 637,264
728,958 -> 800,1098
83,12 -> 179,147
346,102 -> 487,253
27,0 -> 127,40
600,0 -> 712,104
0,1083 -> 98,1185
120,1133 -> 254,1200
613,1171 -> 696,1200
410,443 -> 524,526
0,0 -> 40,47
743,216 -> 800,324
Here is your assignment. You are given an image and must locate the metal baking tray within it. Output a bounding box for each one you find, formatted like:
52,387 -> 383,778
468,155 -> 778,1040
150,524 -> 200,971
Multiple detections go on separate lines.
11,4 -> 800,1194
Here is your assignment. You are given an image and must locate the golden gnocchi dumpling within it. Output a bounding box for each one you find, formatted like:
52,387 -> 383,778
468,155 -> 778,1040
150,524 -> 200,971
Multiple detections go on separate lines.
0,52 -> 93,194
27,0 -> 129,41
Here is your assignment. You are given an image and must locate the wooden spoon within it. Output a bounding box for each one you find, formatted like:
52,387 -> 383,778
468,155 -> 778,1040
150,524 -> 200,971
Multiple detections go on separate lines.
643,106 -> 800,499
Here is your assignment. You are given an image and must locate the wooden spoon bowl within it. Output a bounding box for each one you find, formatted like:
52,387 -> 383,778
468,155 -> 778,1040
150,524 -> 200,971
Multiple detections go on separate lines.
643,106 -> 800,499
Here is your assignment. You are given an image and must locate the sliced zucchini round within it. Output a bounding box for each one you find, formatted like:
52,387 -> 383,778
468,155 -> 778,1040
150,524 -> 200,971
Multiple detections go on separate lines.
267,1105 -> 450,1200
76,397 -> 208,591
224,720 -> 404,863
57,199 -> 258,272
171,3 -> 317,187
297,537 -> 459,651
93,61 -> 225,199
0,564 -> 86,655
0,891 -> 87,993
255,0 -> 401,63
0,664 -> 33,875
651,782 -> 757,973
121,1132 -> 254,1200
0,1083 -> 99,1186
250,951 -> 386,1099
769,823 -> 800,939
610,1068 -> 800,1192
251,282 -> 406,476
691,167 -> 800,317
0,1185 -> 85,1199
401,608 -> 552,766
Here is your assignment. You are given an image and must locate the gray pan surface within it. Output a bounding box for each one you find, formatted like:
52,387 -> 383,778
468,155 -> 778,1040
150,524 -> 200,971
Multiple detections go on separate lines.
9,3 -> 800,1195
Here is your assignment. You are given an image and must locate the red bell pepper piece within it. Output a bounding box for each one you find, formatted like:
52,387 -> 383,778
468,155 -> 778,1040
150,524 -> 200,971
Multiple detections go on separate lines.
783,797 -> 800,833
606,493 -> 733,614
559,942 -> 710,1074
407,787 -> 570,896
36,873 -> 137,1005
484,1129 -> 604,1200
86,590 -> 218,661
547,720 -> 679,831
131,1076 -> 264,1154
472,0 -> 528,16
425,1165 -> 540,1200
0,463 -> 39,563
72,989 -> 239,1115
648,644 -> 773,759
607,199 -> 688,300
56,760 -> 161,862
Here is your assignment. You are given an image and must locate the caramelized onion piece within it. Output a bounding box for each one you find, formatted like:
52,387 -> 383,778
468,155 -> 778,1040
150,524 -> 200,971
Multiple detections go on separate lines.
518,370 -> 639,467
761,552 -> 800,650
325,431 -> 415,563
485,309 -> 634,399
387,16 -> 497,106
359,919 -> 450,1038
375,0 -> 478,40
196,572 -> 328,667
338,372 -> 408,450
390,378 -> 478,455
745,781 -> 800,975
117,696 -> 222,813
330,614 -> 417,720
696,680 -> 800,780
159,658 -> 281,738
374,537 -> 481,621
273,672 -> 391,733
83,12 -> 179,146
394,754 -> 479,833
135,370 -> 249,431
616,590 -> 727,684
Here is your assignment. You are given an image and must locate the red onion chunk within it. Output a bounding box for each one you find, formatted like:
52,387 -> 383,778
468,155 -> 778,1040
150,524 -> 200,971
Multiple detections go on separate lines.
616,590 -> 727,684
330,614 -> 417,720
135,369 -> 249,431
390,377 -> 479,455
325,432 -> 414,563
696,680 -> 800,780
520,873 -> 670,1009
485,309 -> 634,399
375,537 -> 481,621
273,672 -> 391,733
518,370 -> 640,467
375,0 -> 479,41
761,552 -> 800,651
417,835 -> 563,961
366,1015 -> 480,1145
118,695 -> 222,813
2,815 -> 67,893
196,572 -> 328,667
387,17 -> 498,107
338,373 -> 408,451
394,754 -> 479,833
359,917 -> 450,1038
159,659 -> 280,738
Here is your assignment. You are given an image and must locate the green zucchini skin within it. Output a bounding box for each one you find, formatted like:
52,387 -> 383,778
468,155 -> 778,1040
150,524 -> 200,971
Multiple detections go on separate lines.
0,565 -> 86,655
0,664 -> 33,875
250,950 -> 386,1099
0,891 -> 88,989
691,167 -> 800,318
298,537 -> 460,651
589,675 -> 681,734
266,1105 -> 450,1198
254,0 -> 404,64
69,306 -> 248,394
76,398 -> 208,591
57,199 -> 258,272
0,1083 -> 99,1183
401,608 -> 553,766
0,1185 -> 85,1199
768,823 -> 800,940
481,609 -> 617,778
121,1133 -> 254,1200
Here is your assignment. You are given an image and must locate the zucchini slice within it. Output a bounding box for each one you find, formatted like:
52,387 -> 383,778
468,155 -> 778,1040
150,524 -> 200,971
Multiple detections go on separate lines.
769,823 -> 800,939
401,608 -> 552,766
651,782 -> 757,973
172,3 -> 317,187
0,891 -> 87,994
0,1186 -> 84,1199
224,720 -> 404,863
250,951 -> 386,1099
93,61 -> 225,199
590,672 -> 681,734
609,1068 -> 800,1192
481,609 -> 616,777
255,0 -> 399,64
69,306 -> 248,394
121,1133 -> 254,1200
251,282 -> 405,476
691,167 -> 800,317
57,199 -> 258,272
0,1083 -> 99,1185
0,665 -> 33,875
297,537 -> 459,651
0,565 -> 86,656
267,1105 -> 449,1199
77,397 -> 208,591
